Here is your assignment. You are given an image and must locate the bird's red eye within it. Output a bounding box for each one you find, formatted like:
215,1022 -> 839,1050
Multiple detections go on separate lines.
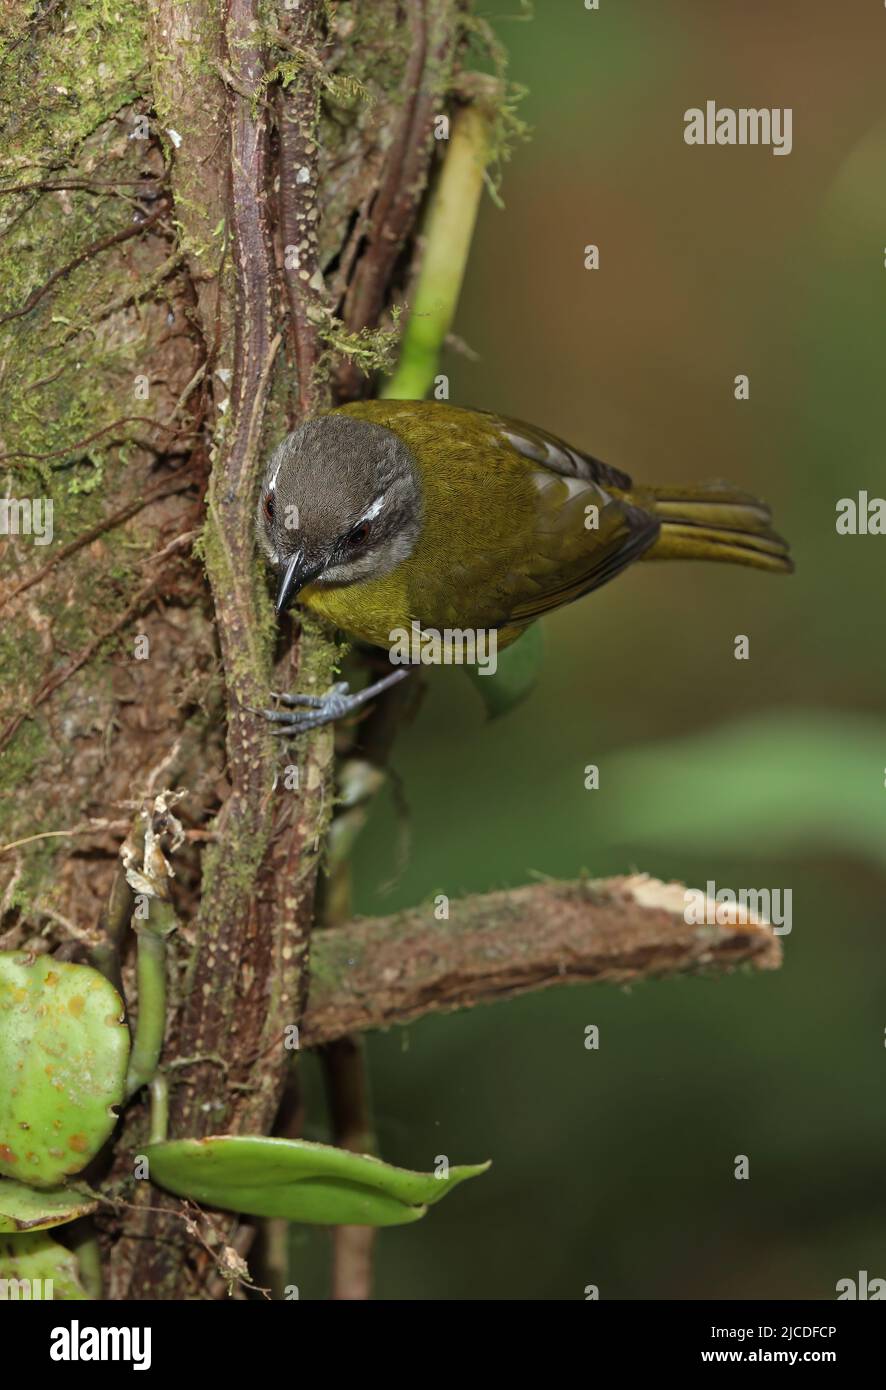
263,491 -> 275,522
347,521 -> 371,548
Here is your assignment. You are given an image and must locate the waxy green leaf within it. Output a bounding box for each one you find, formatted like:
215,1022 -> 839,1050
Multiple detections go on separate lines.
146,1135 -> 490,1226
466,620 -> 543,719
0,1179 -> 98,1233
0,952 -> 129,1188
0,1230 -> 88,1300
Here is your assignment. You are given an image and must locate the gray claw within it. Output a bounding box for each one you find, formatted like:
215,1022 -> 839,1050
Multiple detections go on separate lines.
260,670 -> 409,736
269,691 -> 326,709
260,707 -> 302,724
269,682 -> 352,709
269,713 -> 330,734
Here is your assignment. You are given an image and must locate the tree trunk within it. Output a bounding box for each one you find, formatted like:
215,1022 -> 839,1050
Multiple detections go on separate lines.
1,0 -> 461,1300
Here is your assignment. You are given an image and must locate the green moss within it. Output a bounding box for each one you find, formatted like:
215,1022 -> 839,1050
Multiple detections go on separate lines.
0,0 -> 160,485
457,8 -> 531,204
0,1 -> 191,834
0,0 -> 149,172
310,307 -> 403,394
0,711 -> 46,799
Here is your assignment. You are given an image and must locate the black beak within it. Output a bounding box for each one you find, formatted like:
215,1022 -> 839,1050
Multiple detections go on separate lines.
275,551 -> 324,617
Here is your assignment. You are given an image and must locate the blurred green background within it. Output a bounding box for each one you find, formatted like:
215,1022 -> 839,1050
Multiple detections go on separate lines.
295,1 -> 886,1298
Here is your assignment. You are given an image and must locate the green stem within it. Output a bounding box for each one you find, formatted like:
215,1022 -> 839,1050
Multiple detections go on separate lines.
380,77 -> 500,401
149,1072 -> 170,1144
125,903 -> 175,1100
90,862 -> 133,993
67,1220 -> 104,1299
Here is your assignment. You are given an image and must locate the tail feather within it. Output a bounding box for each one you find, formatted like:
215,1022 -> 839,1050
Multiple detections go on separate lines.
644,482 -> 793,574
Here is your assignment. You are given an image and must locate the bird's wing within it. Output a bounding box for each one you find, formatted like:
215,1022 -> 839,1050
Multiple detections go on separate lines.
480,410 -> 635,491
499,467 -> 660,624
438,413 -> 656,626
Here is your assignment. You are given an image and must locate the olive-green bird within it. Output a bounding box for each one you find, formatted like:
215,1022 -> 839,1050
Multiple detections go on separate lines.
256,400 -> 792,732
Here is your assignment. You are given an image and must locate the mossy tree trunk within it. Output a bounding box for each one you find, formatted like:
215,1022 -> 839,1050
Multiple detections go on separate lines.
0,0 -> 467,1299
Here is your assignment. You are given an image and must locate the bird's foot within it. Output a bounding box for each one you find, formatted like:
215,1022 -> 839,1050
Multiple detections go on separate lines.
259,669 -> 409,735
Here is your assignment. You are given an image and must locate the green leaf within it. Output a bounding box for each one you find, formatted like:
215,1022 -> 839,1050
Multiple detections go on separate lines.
465,621 -> 543,719
0,1179 -> 98,1233
0,1230 -> 88,1300
146,1135 -> 490,1227
604,713 -> 886,864
0,953 -> 129,1188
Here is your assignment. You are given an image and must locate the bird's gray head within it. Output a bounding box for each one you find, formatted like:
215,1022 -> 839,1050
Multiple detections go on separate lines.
257,414 -> 423,616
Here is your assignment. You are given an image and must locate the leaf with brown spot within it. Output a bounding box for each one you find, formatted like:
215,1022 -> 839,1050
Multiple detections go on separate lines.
0,953 -> 129,1188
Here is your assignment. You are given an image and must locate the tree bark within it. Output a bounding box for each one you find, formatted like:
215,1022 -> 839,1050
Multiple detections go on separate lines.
1,0 -> 462,1300
301,875 -> 783,1046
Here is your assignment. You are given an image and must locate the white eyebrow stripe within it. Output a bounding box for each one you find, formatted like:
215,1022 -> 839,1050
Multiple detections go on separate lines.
267,457 -> 284,492
360,493 -> 386,523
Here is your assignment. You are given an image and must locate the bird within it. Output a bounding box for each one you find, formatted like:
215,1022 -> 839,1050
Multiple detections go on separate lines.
256,399 -> 792,732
